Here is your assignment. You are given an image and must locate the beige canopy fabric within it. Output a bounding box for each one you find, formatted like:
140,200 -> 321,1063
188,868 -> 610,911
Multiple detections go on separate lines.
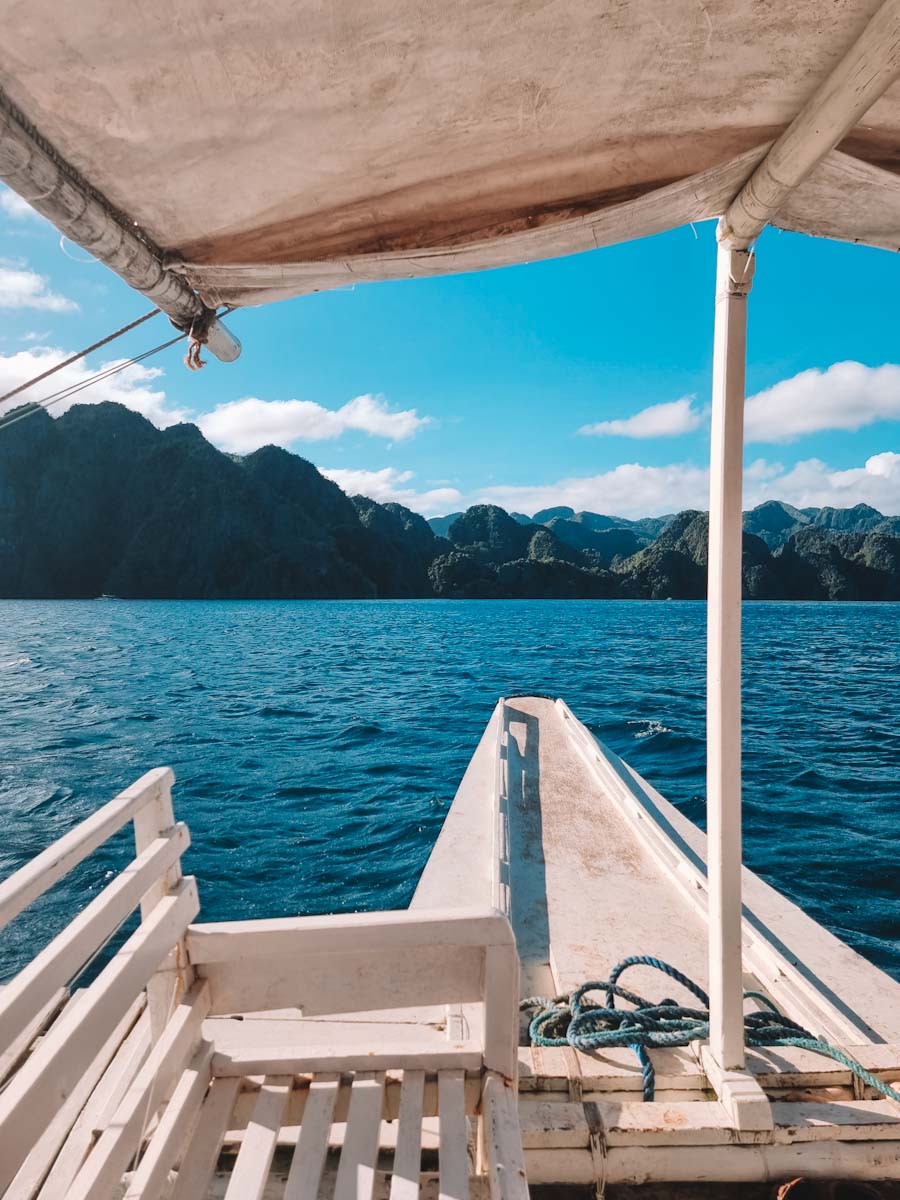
0,0 -> 898,309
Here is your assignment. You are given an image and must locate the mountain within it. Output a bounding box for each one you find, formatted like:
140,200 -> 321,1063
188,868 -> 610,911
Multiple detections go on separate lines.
1,402 -> 898,601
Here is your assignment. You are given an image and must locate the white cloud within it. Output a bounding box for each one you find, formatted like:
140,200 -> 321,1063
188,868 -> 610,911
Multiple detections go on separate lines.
473,452 -> 900,519
480,461 -> 710,518
0,266 -> 77,313
747,452 -> 900,513
580,396 -> 703,438
746,362 -> 900,442
0,347 -> 188,427
198,393 -> 429,453
0,188 -> 40,220
320,466 -> 462,515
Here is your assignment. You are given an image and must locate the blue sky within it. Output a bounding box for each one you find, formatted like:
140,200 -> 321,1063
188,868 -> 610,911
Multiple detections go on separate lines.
1,184 -> 898,517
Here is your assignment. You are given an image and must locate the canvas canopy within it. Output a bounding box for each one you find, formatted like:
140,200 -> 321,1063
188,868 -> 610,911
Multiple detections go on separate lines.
0,0 -> 898,314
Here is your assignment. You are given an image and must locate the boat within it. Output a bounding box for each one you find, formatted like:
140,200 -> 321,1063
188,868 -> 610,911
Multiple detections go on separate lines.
1,1 -> 899,1195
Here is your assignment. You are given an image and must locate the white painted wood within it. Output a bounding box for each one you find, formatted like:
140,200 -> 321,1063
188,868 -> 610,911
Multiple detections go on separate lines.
6,996 -> 145,1200
188,908 -> 515,960
64,980 -> 210,1200
36,1009 -> 152,1200
224,1075 -> 293,1200
333,1073 -> 386,1200
213,1045 -> 483,1077
168,1076 -> 241,1200
133,779 -> 191,1043
524,1140 -> 900,1186
201,944 -> 484,1018
0,768 -> 173,932
700,1045 -> 773,1132
706,239 -> 754,1072
480,1074 -> 528,1200
558,696 -> 900,1044
722,0 -> 900,246
0,825 -> 189,1050
413,701 -> 501,912
284,1073 -> 340,1200
437,1070 -> 469,1200
0,986 -> 67,1087
0,878 -> 199,1193
122,1042 -> 213,1200
482,945 -> 518,1081
389,1070 -> 425,1200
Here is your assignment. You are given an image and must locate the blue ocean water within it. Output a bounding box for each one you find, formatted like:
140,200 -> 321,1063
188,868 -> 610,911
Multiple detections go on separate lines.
0,599 -> 897,983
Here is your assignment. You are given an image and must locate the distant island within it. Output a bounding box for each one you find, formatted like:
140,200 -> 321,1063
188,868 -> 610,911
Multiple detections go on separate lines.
1,401 -> 898,601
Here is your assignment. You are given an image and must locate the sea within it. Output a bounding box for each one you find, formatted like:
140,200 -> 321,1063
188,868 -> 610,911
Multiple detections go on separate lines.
0,599 -> 897,984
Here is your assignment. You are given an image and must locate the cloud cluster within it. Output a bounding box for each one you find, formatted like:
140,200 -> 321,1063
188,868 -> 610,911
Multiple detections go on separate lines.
745,361 -> 900,442
466,453 -> 900,519
0,188 -> 39,220
197,394 -> 429,453
580,397 -> 703,438
0,266 -> 78,313
320,466 -> 461,515
0,347 -> 187,427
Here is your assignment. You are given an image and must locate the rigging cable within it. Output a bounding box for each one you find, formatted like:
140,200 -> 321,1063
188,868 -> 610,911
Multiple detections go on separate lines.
0,330 -> 188,436
0,307 -> 162,408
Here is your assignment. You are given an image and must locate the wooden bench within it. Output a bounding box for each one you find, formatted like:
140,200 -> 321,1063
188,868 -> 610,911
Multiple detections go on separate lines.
0,769 -> 529,1200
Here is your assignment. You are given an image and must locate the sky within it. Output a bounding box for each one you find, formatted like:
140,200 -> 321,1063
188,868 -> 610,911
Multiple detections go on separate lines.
1,183 -> 898,519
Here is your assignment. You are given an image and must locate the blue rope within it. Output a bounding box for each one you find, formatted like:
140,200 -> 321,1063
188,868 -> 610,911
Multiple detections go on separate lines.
521,955 -> 900,1104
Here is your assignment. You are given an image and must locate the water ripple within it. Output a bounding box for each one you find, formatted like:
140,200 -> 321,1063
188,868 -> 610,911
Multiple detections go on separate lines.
0,599 -> 897,982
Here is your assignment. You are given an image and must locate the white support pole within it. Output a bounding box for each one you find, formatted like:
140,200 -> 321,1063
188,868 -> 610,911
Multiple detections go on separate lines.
707,228 -> 754,1072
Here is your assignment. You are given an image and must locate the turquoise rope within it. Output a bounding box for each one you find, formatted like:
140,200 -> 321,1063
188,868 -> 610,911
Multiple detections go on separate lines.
520,955 -> 900,1104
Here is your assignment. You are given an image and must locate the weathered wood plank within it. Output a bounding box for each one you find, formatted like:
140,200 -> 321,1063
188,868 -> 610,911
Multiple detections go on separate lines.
438,1070 -> 469,1200
284,1073 -> 340,1200
122,1043 -> 213,1200
0,825 -> 189,1050
213,1044 -> 482,1077
389,1070 -> 425,1200
63,981 -> 210,1200
0,769 -> 173,932
35,1008 -> 152,1200
481,1074 -> 528,1200
6,996 -> 145,1200
0,878 -> 199,1193
187,908 -> 515,961
168,1076 -> 241,1200
0,986 -> 68,1088
224,1076 -> 292,1200
334,1073 -> 386,1200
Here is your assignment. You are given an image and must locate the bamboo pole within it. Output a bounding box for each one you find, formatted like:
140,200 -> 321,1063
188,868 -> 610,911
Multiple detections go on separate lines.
0,92 -> 240,362
721,0 -> 900,248
706,232 -> 754,1071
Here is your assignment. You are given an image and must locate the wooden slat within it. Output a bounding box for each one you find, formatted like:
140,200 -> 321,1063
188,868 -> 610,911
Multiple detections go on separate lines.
35,1008 -> 152,1200
0,987 -> 68,1088
390,1070 -> 425,1200
284,1073 -> 340,1200
213,1045 -> 482,1077
122,1043 -> 213,1200
224,1076 -> 293,1200
187,909 -> 515,962
63,981 -> 210,1200
168,1076 -> 241,1200
0,824 -> 189,1050
480,1074 -> 528,1200
334,1073 -> 386,1200
0,878 -> 199,1193
6,996 -> 145,1200
438,1070 -> 469,1200
0,768 -> 173,932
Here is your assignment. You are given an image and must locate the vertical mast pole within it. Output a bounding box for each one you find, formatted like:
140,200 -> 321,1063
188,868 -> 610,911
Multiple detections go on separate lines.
707,226 -> 754,1070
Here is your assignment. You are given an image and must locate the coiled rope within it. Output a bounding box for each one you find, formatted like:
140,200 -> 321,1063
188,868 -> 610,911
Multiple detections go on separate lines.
521,954 -> 900,1103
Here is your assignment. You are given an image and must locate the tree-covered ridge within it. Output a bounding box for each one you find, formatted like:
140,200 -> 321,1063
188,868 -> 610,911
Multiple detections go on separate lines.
1,402 -> 898,601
